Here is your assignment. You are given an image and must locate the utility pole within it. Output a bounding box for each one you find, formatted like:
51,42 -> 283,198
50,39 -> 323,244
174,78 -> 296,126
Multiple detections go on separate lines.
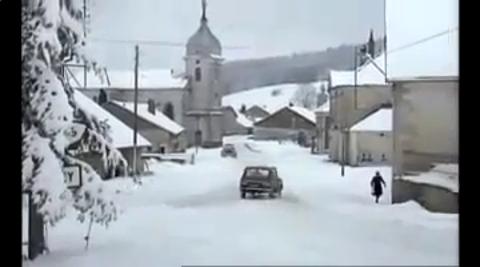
83,0 -> 87,88
132,45 -> 139,181
354,46 -> 358,110
341,127 -> 345,177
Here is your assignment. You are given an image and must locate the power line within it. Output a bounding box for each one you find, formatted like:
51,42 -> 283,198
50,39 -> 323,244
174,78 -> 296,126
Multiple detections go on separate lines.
387,27 -> 458,54
89,37 -> 250,50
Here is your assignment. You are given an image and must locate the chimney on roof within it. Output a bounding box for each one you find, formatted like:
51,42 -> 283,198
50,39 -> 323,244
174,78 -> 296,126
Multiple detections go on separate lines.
147,99 -> 156,115
289,102 -> 294,107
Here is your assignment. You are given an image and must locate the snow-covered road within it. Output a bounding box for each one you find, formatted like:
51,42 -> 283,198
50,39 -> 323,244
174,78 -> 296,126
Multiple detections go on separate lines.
27,136 -> 458,267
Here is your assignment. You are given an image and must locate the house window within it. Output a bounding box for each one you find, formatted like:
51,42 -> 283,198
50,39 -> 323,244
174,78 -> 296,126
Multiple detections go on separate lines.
195,67 -> 201,82
159,146 -> 166,154
196,60 -> 200,64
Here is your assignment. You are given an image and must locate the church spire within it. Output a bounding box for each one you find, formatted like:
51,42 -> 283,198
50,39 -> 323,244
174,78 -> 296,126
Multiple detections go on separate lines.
201,0 -> 207,22
368,29 -> 375,57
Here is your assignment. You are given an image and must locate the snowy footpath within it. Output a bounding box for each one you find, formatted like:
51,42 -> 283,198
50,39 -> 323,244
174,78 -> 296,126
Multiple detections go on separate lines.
26,136 -> 458,266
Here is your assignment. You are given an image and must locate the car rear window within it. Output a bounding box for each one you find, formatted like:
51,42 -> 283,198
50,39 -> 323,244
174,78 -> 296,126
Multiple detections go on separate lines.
245,168 -> 270,178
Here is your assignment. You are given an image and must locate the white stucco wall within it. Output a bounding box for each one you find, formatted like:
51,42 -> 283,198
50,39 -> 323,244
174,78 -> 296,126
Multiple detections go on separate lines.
349,131 -> 392,166
328,85 -> 391,162
392,78 -> 458,175
315,112 -> 331,154
330,85 -> 392,129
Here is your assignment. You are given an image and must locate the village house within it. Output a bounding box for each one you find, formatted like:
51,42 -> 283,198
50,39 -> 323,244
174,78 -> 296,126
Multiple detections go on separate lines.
222,106 -> 253,136
69,69 -> 187,126
244,105 -> 270,121
253,105 -> 316,146
327,53 -> 392,164
71,90 -> 151,178
348,107 -> 392,166
102,100 -> 187,154
386,0 -> 458,213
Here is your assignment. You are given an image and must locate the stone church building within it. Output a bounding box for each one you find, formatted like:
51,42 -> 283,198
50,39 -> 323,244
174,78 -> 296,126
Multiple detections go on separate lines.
182,0 -> 224,147
73,0 -> 226,148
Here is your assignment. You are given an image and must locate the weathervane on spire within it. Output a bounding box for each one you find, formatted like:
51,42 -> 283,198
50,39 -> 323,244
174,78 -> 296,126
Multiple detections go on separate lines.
201,0 -> 207,22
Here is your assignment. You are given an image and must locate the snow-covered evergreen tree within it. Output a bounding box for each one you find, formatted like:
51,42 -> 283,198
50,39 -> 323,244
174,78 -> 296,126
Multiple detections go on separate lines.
22,0 -> 127,227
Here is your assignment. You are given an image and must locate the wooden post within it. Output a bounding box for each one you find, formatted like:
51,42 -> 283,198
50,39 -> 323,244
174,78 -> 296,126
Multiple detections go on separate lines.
26,191 -> 46,260
133,45 -> 139,179
83,0 -> 87,89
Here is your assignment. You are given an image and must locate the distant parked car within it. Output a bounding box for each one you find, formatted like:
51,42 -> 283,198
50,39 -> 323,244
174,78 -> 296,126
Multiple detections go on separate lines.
221,143 -> 237,158
239,166 -> 283,199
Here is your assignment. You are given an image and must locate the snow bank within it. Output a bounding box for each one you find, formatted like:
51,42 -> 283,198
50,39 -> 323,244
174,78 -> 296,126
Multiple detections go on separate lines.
74,90 -> 151,148
386,0 -> 458,79
111,101 -> 184,135
402,163 -> 458,193
402,173 -> 458,193
350,108 -> 392,132
432,163 -> 458,175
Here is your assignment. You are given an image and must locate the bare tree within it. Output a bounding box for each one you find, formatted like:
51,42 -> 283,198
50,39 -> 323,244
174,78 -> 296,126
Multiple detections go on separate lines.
292,83 -> 317,109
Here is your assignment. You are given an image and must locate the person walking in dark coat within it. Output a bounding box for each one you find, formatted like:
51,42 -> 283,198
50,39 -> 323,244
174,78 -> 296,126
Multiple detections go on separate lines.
370,171 -> 386,203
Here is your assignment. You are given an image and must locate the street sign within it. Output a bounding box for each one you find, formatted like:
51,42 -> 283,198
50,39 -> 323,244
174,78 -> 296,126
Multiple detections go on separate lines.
63,165 -> 83,189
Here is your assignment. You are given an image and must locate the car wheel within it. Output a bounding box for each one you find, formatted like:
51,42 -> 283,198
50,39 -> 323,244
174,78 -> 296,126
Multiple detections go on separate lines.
241,191 -> 246,199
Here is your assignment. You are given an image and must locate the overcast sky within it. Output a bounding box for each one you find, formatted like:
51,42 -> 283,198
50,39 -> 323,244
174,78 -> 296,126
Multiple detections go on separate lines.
86,0 -> 385,70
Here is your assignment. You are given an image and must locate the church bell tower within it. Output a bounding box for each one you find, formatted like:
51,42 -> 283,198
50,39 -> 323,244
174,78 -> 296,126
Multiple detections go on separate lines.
183,0 -> 224,148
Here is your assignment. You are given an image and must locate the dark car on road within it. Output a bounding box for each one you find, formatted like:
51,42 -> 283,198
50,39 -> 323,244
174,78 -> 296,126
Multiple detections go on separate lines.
239,166 -> 283,199
221,143 -> 237,158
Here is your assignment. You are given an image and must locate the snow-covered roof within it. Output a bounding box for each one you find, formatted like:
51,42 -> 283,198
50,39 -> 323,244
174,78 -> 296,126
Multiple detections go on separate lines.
223,106 -> 254,128
287,106 -> 316,124
222,81 -> 327,114
350,108 -> 392,132
330,54 -> 387,88
235,112 -> 253,128
69,69 -> 187,89
111,101 -> 184,135
386,0 -> 458,79
73,90 -> 151,148
314,98 -> 330,113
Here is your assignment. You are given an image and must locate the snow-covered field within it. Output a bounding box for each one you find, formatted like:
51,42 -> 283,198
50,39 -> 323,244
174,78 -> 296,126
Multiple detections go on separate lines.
26,136 -> 458,267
